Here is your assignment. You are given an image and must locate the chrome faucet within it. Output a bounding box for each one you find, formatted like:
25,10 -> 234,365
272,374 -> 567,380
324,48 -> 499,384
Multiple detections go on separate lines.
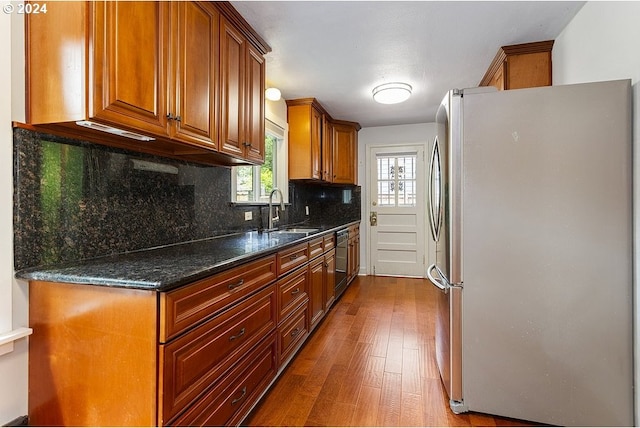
268,188 -> 285,231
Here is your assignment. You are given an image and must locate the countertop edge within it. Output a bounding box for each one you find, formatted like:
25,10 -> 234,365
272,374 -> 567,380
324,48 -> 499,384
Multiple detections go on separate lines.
15,221 -> 360,292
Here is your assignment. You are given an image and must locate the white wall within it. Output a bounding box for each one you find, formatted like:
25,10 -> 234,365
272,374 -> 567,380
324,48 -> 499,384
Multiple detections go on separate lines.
0,8 -> 29,425
357,123 -> 437,275
551,1 -> 640,421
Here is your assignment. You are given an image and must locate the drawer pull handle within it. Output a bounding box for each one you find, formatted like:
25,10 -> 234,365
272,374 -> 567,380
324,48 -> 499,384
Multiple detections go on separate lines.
229,328 -> 246,341
228,279 -> 245,290
291,327 -> 301,338
289,254 -> 298,261
291,287 -> 300,295
231,386 -> 247,405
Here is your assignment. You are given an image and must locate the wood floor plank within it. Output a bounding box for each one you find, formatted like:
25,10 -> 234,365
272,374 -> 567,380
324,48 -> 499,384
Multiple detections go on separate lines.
244,276 -> 540,427
401,347 -> 421,395
246,372 -> 305,426
377,372 -> 402,426
278,392 -> 316,427
370,324 -> 390,357
351,385 -> 381,426
304,364 -> 348,426
400,391 -> 425,427
362,355 -> 386,388
384,334 -> 404,374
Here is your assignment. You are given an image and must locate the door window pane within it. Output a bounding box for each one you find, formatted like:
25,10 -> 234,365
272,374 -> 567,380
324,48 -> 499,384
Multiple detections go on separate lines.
376,153 -> 417,207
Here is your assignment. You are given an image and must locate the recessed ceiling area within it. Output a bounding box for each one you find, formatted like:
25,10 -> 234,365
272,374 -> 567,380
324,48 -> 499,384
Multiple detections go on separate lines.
231,1 -> 585,127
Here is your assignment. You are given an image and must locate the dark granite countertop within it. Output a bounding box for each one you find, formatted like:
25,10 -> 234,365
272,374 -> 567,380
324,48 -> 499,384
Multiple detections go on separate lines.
15,222 -> 359,292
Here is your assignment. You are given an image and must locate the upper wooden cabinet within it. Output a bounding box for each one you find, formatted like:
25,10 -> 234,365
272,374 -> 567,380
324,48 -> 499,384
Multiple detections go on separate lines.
219,16 -> 265,164
91,2 -> 171,139
24,1 -> 269,166
331,120 -> 359,184
172,2 -> 220,148
286,98 -> 360,184
479,40 -> 554,90
287,99 -> 324,180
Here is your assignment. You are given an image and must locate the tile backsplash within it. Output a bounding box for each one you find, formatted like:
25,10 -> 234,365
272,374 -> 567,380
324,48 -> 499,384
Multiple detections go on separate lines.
13,128 -> 360,270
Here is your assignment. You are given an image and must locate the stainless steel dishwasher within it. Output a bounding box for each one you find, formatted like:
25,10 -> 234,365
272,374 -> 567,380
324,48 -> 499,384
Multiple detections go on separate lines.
334,228 -> 349,298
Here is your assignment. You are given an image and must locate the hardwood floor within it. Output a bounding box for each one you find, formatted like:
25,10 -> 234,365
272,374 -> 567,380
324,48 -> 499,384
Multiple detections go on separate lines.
244,275 -> 538,427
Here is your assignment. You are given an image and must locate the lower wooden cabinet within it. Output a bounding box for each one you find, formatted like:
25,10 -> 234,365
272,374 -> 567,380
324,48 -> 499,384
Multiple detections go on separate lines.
27,228 -> 354,427
277,265 -> 309,323
309,246 -> 337,331
159,285 -> 277,423
309,255 -> 325,328
324,248 -> 336,310
348,223 -> 360,282
278,302 -> 309,366
169,333 -> 277,427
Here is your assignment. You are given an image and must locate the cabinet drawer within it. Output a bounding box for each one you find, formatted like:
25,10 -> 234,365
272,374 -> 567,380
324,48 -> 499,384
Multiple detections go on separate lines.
277,266 -> 308,323
278,302 -> 308,366
323,233 -> 335,250
169,333 -> 277,427
277,243 -> 308,276
308,237 -> 324,260
160,255 -> 277,342
159,285 -> 276,424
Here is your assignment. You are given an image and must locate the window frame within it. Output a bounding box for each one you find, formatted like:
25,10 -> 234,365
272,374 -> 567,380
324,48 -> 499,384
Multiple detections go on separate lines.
231,118 -> 288,204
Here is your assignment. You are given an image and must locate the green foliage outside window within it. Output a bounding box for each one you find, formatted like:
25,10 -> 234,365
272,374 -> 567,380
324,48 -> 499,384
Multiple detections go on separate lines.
235,132 -> 276,202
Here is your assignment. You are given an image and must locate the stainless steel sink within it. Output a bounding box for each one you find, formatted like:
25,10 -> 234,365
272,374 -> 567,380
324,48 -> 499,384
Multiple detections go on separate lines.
268,227 -> 319,235
284,228 -> 319,233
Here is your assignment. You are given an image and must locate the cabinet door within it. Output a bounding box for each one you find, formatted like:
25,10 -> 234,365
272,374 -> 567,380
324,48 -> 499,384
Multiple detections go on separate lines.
309,257 -> 325,329
310,107 -> 323,180
287,102 -> 323,180
92,1 -> 169,135
171,2 -> 218,149
322,117 -> 334,182
324,249 -> 336,310
244,45 -> 266,162
332,123 -> 357,184
26,2 -> 87,124
219,16 -> 246,158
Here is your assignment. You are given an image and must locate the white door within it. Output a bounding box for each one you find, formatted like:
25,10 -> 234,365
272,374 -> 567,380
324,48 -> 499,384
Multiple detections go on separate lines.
368,145 -> 426,277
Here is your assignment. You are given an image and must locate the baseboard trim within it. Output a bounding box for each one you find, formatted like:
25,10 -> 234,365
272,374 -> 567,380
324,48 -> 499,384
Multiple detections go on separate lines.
3,415 -> 28,427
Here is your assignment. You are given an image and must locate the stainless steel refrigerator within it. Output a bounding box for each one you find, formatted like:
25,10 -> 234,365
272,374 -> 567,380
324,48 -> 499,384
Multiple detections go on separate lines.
426,79 -> 633,426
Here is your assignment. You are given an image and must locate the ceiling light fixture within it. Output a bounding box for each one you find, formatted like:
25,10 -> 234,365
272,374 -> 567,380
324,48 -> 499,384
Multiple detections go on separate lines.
265,87 -> 282,101
372,82 -> 412,104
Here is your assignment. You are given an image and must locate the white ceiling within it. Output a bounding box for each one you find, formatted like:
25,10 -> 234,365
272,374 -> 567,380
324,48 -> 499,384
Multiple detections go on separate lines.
231,1 -> 585,128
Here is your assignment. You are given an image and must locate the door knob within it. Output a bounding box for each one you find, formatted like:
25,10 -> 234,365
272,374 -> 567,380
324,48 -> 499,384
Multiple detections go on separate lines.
370,211 -> 377,226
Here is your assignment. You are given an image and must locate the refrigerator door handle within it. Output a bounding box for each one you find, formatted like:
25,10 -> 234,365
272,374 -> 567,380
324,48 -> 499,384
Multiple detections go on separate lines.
428,137 -> 441,242
427,263 -> 449,294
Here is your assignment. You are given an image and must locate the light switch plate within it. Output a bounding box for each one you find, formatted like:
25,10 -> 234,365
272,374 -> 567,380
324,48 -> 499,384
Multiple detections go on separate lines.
244,211 -> 252,221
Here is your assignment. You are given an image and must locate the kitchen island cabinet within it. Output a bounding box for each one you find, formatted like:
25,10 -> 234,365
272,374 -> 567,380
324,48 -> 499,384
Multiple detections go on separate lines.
22,224 -> 358,427
24,1 -> 269,166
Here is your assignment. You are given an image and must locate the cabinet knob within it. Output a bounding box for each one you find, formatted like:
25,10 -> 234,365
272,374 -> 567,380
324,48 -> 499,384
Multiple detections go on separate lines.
166,114 -> 181,122
243,141 -> 252,147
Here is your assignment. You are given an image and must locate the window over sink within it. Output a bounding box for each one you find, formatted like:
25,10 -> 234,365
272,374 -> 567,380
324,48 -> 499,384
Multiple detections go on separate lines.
232,119 -> 288,203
